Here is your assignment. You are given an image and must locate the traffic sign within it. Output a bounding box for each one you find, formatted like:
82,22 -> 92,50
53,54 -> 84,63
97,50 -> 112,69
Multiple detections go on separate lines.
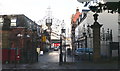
42,36 -> 46,42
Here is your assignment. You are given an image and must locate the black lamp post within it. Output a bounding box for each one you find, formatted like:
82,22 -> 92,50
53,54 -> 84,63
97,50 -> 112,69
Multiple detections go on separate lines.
46,17 -> 52,27
59,20 -> 66,65
59,33 -> 63,65
61,20 -> 66,63
62,29 -> 66,62
46,17 -> 52,49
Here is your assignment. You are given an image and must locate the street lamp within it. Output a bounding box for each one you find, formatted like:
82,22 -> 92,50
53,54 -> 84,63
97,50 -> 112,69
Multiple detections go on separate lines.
61,20 -> 66,63
46,17 -> 52,49
46,17 -> 52,27
59,20 -> 66,65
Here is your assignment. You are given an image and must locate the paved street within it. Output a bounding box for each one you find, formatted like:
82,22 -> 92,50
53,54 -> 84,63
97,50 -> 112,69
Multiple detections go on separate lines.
2,49 -> 119,70
37,49 -> 73,63
27,49 -> 118,69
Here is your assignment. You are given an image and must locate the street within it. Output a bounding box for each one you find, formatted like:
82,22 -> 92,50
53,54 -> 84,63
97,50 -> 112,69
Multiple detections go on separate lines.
39,50 -> 59,62
28,49 -> 118,69
38,49 -> 73,62
29,49 -> 74,69
2,48 -> 119,70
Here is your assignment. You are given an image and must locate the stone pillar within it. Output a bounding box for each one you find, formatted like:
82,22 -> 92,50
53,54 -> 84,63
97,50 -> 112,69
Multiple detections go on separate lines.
118,14 -> 120,52
91,13 -> 102,62
118,9 -> 120,68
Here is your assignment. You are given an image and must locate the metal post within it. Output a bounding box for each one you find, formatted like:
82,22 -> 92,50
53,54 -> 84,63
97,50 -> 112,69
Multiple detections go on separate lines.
59,34 -> 63,65
83,33 -> 87,48
78,41 -> 79,48
49,27 -> 52,49
64,30 -> 66,62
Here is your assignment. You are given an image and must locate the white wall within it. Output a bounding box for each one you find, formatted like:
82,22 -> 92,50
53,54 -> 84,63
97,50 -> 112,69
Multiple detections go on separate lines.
76,11 -> 118,42
98,11 -> 118,42
75,11 -> 118,56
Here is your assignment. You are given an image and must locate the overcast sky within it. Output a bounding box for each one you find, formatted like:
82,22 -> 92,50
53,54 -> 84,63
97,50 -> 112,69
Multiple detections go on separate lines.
0,0 -> 85,39
0,0 -> 119,40
0,0 -> 83,25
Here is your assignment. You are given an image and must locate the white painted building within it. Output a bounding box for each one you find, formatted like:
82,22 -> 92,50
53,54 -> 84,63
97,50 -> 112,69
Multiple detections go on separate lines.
75,11 -> 118,57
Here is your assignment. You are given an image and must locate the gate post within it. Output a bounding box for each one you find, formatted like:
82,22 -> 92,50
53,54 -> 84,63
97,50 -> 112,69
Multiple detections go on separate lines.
90,13 -> 102,62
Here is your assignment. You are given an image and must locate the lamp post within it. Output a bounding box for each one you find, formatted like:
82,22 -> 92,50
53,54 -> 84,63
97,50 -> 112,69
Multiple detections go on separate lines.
59,33 -> 63,65
61,20 -> 66,63
46,17 -> 52,49
59,20 -> 66,65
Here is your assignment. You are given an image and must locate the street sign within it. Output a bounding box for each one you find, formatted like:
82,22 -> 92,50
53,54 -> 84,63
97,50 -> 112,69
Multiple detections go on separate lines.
42,36 -> 46,42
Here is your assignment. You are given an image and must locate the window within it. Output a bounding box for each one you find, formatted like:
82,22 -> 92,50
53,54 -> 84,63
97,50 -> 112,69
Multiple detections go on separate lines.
11,18 -> 16,26
0,18 -> 3,26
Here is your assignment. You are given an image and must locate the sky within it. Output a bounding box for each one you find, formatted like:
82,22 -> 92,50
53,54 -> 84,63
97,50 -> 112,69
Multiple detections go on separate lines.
0,0 -> 119,41
0,0 -> 84,39
0,0 -> 83,25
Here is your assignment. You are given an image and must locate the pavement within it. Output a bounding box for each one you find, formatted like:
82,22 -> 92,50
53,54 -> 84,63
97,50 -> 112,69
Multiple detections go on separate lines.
2,58 -> 119,69
1,50 -> 119,70
27,60 -> 118,69
1,62 -> 119,71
